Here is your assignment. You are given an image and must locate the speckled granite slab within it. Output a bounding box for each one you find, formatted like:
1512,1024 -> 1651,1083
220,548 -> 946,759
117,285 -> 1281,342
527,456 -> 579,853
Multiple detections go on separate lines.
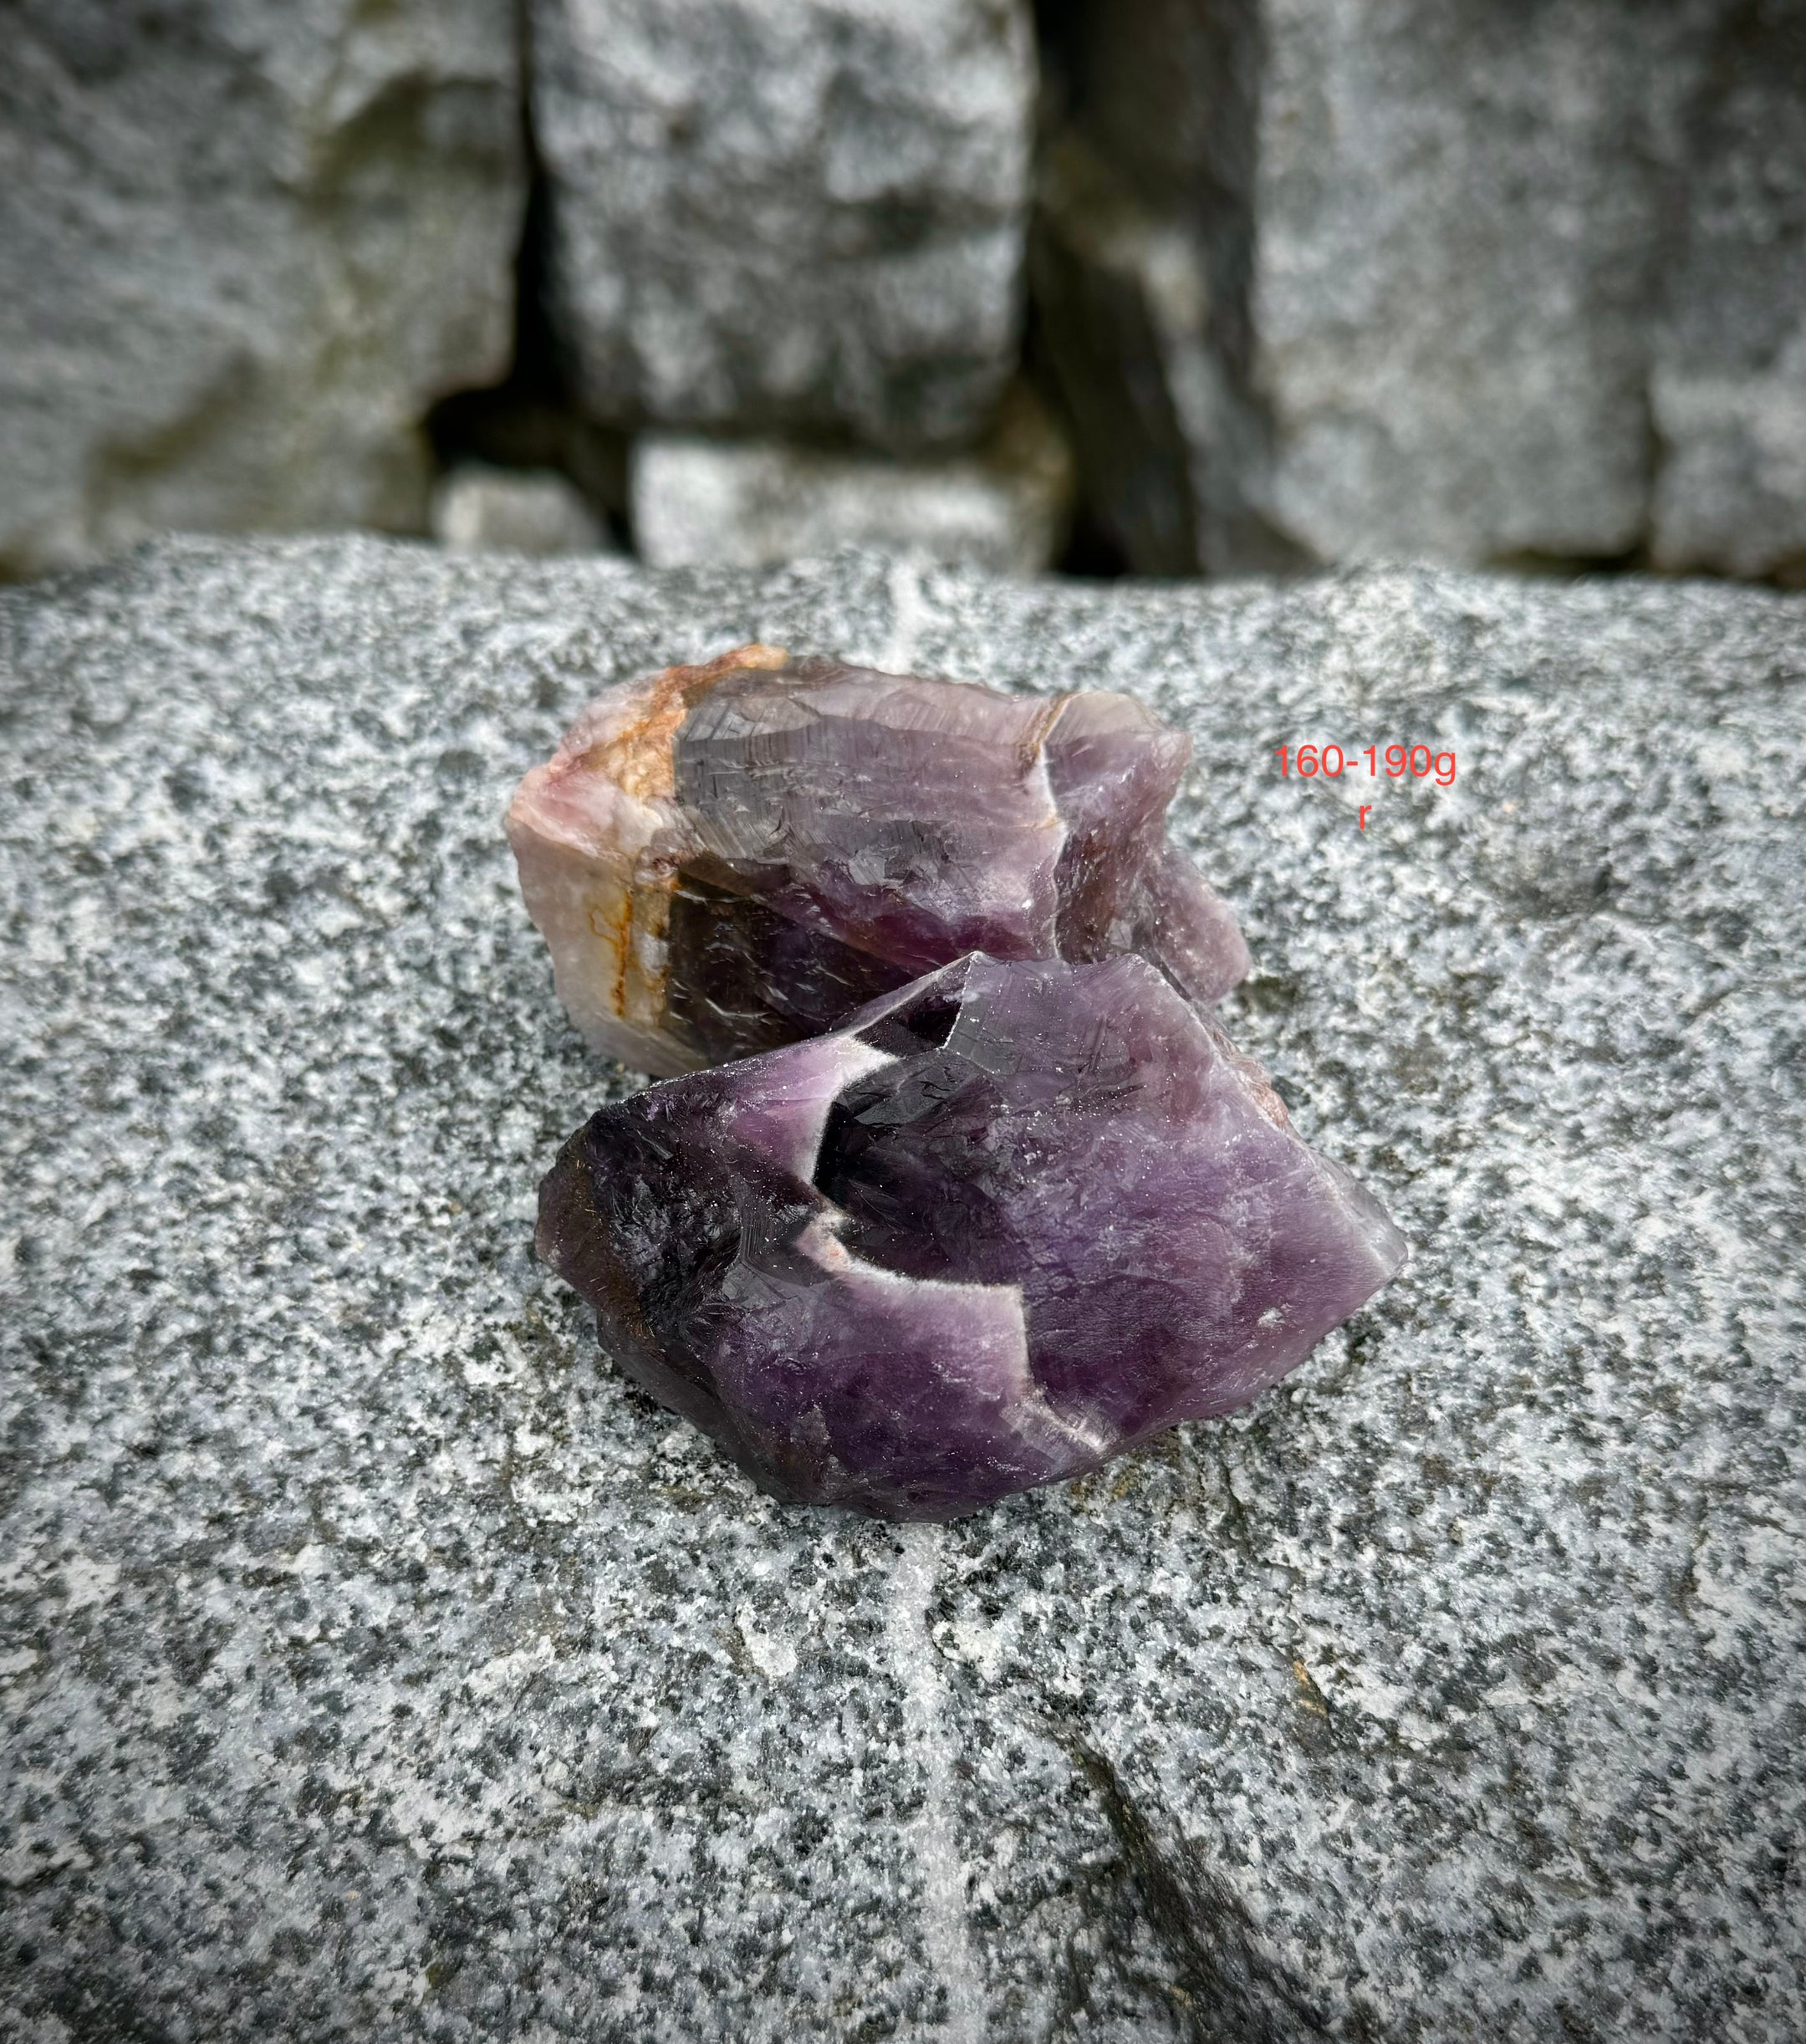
3,540 -> 1802,2042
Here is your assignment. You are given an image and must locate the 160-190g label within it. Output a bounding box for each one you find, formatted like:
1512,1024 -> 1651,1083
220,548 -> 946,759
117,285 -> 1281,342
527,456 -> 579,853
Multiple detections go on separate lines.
1273,743 -> 1458,829
1274,743 -> 1457,784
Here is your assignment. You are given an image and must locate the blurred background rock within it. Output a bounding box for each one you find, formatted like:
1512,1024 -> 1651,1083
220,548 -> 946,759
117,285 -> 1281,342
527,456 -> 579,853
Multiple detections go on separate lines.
0,0 -> 524,580
3,0 -> 1802,584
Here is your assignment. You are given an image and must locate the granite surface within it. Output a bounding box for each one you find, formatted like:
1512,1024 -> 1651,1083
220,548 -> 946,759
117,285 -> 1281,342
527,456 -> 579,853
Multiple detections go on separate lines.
2,540 -> 1802,2041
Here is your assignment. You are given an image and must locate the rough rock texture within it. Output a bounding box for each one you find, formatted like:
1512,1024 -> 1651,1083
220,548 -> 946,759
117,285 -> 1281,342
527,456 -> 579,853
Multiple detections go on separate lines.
531,0 -> 1035,451
432,464 -> 610,558
538,952 -> 1405,1520
1034,0 -> 1804,579
3,539 -> 1803,2041
632,394 -> 1073,573
0,0 -> 523,581
508,645 -> 1248,1073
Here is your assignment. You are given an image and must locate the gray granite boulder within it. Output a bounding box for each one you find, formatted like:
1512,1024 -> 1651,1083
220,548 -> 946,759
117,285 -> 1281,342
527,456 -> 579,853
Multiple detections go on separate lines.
1036,0 -> 1804,581
0,0 -> 523,581
1649,0 -> 1806,582
3,538 -> 1803,2041
531,0 -> 1035,452
431,465 -> 612,558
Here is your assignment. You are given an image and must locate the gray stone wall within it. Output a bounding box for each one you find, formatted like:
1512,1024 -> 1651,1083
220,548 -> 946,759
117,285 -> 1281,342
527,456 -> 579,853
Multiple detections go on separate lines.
531,0 -> 1037,452
1649,0 -> 1806,579
0,0 -> 525,579
2,0 -> 1801,580
1037,0 -> 1806,580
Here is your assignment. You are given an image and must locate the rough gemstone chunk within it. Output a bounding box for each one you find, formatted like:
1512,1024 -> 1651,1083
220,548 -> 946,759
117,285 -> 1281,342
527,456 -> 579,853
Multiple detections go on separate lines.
508,646 -> 1250,1076
538,952 -> 1406,1521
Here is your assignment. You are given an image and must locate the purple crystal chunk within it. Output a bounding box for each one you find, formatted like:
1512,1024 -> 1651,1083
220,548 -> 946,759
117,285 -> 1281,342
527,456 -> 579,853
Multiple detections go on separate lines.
538,953 -> 1406,1520
508,646 -> 1250,1076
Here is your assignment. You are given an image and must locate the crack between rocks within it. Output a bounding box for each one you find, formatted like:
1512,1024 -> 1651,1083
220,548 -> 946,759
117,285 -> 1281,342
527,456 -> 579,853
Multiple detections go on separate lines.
885,1523 -> 985,2041
1072,1741 -> 1339,2044
878,556 -> 935,676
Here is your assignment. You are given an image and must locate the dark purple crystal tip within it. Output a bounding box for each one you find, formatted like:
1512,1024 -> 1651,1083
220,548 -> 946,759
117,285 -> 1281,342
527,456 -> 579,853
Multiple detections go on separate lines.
538,952 -> 1406,1521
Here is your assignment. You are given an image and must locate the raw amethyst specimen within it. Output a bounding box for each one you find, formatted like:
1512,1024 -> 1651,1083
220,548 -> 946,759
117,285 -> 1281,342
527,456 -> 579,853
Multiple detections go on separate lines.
538,952 -> 1406,1520
508,645 -> 1250,1076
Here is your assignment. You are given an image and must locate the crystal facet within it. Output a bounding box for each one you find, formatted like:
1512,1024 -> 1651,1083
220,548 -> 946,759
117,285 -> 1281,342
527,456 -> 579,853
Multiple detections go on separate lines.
508,647 -> 1250,1075
538,952 -> 1406,1520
